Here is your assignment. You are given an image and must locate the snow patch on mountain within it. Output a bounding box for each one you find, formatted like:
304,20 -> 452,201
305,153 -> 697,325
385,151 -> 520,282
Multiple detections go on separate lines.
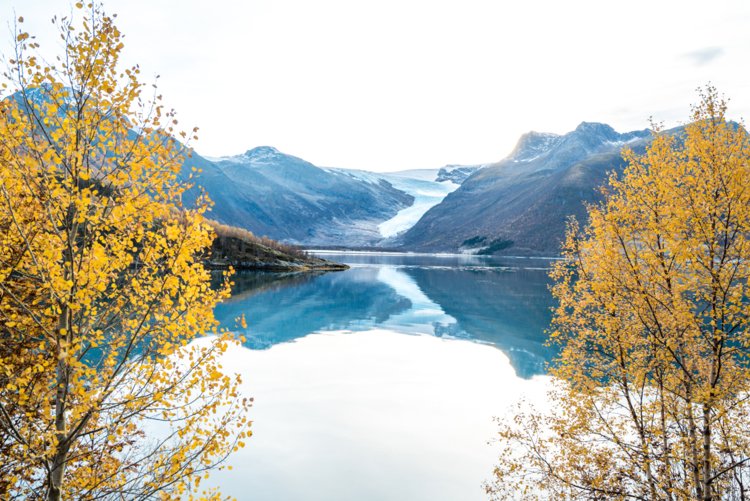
376,175 -> 458,238
211,146 -> 285,164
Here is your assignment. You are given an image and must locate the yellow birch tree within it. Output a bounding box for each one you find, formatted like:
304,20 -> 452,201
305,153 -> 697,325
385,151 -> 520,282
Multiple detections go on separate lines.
487,87 -> 750,500
0,4 -> 251,499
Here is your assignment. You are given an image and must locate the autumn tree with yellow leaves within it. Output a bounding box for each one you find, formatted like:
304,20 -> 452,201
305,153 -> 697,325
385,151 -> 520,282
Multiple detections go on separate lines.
0,4 -> 251,500
487,88 -> 750,500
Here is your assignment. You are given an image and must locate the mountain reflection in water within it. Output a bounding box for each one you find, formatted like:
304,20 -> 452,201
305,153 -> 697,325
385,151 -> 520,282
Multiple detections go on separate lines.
213,253 -> 556,378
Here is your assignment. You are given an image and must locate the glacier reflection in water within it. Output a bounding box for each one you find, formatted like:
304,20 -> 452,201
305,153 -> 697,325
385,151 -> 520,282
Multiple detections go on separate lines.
214,252 -> 556,378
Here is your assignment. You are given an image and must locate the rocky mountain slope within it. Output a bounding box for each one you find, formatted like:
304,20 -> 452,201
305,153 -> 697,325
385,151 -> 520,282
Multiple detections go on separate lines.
183,148 -> 476,248
398,122 -> 653,255
184,147 -> 414,247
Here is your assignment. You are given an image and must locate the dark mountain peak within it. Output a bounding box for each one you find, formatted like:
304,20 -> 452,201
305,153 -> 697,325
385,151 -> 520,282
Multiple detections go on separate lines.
509,131 -> 562,161
436,165 -> 482,184
243,146 -> 282,160
573,121 -> 618,139
563,122 -> 624,152
569,122 -> 654,150
402,120 -> 661,255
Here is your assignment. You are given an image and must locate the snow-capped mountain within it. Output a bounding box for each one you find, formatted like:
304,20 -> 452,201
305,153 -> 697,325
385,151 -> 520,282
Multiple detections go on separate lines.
184,147 -> 410,246
399,122 -> 654,255
184,147 -> 479,247
183,121 -> 662,255
7,86 -> 675,256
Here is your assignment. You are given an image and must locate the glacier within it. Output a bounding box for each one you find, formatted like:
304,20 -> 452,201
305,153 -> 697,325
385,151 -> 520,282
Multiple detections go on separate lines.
376,174 -> 459,239
324,167 -> 462,240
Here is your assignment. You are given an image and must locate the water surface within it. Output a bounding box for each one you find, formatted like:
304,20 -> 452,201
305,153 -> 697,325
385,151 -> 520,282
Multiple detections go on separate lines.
208,252 -> 555,500
215,252 -> 556,378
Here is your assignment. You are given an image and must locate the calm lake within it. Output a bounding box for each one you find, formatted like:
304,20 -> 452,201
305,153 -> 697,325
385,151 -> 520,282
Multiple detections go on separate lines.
208,252 -> 556,500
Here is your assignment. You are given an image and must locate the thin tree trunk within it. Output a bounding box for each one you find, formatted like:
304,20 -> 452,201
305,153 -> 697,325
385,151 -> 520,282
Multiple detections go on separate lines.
686,383 -> 704,500
702,355 -> 719,501
659,373 -> 675,500
702,402 -> 712,501
48,308 -> 71,501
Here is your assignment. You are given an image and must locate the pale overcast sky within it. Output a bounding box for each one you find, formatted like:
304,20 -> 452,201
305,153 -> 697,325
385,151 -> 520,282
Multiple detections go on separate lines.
2,0 -> 749,171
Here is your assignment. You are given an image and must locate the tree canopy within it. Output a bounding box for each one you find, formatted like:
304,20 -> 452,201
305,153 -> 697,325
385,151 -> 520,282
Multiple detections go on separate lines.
487,88 -> 750,500
0,4 -> 251,499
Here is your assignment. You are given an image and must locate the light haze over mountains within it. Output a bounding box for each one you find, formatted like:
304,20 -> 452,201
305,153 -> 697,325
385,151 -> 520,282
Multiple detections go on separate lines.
6,0 -> 749,171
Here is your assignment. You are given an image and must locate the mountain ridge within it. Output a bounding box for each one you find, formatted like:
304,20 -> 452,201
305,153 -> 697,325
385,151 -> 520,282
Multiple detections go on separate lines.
183,147 -> 417,247
397,122 -> 655,255
188,122 -> 657,256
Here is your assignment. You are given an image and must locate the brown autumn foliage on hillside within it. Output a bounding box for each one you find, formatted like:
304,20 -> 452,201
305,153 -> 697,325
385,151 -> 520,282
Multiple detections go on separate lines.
206,220 -> 310,261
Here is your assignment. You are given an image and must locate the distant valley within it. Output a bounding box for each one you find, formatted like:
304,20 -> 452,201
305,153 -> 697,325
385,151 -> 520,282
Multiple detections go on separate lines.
184,146 -> 481,248
186,122 -> 658,256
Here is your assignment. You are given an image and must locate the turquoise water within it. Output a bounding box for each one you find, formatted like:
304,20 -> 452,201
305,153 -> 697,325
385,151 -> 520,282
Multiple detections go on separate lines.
208,252 -> 556,500
214,252 -> 556,378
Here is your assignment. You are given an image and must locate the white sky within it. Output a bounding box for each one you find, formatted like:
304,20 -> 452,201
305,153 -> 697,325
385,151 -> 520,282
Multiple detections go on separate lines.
2,0 -> 750,171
